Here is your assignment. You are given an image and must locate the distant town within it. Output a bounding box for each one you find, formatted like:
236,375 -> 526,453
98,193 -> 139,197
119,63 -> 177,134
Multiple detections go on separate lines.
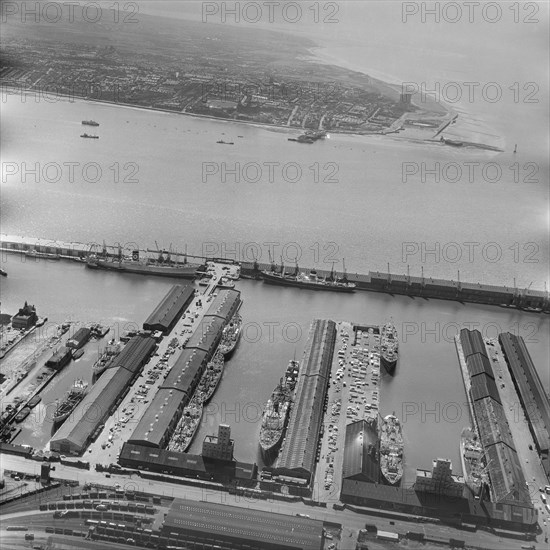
1,34 -> 448,134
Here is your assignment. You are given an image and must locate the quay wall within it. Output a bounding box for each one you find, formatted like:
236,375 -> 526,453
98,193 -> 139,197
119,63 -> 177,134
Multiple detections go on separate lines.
1,236 -> 548,312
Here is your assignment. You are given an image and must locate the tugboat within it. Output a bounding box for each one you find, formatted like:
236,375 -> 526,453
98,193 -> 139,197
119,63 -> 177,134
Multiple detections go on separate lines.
52,379 -> 89,428
259,359 -> 300,463
168,393 -> 204,452
261,259 -> 356,292
379,413 -> 404,485
197,351 -> 225,403
218,313 -> 242,357
380,321 -> 398,374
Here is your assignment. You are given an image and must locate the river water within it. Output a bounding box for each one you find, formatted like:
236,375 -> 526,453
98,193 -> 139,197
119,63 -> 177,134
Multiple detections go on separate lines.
1,2 -> 548,479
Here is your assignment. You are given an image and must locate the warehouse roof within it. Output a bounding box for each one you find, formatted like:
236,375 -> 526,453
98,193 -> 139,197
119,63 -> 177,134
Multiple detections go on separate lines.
128,389 -> 185,448
108,334 -> 156,374
342,420 -> 380,482
473,397 -> 515,451
466,353 -> 494,379
163,498 -> 324,550
143,285 -> 194,331
459,329 -> 487,359
499,332 -> 550,452
185,315 -> 225,353
161,348 -> 208,395
204,288 -> 241,320
51,367 -> 133,452
278,320 -> 335,478
470,372 -> 501,404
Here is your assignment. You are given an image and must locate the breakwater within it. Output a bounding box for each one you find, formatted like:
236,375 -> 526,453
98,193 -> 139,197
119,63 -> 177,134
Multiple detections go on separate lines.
1,235 -> 548,313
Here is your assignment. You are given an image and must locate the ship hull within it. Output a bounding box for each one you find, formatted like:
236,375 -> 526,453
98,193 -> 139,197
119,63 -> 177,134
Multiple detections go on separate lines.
380,355 -> 397,374
260,431 -> 284,463
88,259 -> 197,279
261,272 -> 355,292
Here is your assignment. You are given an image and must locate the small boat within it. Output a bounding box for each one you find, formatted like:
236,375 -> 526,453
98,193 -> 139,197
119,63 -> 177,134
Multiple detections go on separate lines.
82,120 -> 99,126
0,268 -> 7,277
27,395 -> 42,409
216,140 -> 234,145
81,133 -> 99,139
25,250 -> 60,260
72,348 -> 84,360
15,407 -> 31,423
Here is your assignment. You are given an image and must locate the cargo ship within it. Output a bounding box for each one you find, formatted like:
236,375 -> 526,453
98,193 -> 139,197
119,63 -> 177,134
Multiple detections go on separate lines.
25,250 -> 60,260
87,248 -> 199,279
380,321 -> 398,374
197,351 -> 225,403
460,426 -> 486,496
288,131 -> 327,143
53,380 -> 88,427
80,133 -> 99,139
82,120 -> 99,126
259,359 -> 300,463
379,414 -> 404,485
168,393 -> 204,452
261,261 -> 356,292
218,313 -> 242,357
92,342 -> 122,378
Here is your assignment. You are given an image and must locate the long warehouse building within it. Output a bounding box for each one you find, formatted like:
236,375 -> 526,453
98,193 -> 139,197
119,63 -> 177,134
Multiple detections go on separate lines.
161,498 -> 324,550
50,334 -> 156,455
127,289 -> 241,450
459,329 -> 531,505
142,284 -> 195,333
499,332 -> 550,477
276,319 -> 336,483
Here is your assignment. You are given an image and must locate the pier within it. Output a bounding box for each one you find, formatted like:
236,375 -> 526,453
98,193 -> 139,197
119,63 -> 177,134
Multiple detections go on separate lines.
1,235 -> 548,313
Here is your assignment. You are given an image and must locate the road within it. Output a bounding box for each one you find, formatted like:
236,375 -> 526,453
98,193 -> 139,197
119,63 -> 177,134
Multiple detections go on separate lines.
0,453 -> 544,550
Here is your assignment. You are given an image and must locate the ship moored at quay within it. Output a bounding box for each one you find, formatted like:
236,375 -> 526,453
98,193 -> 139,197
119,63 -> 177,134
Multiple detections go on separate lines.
1,236 -> 549,312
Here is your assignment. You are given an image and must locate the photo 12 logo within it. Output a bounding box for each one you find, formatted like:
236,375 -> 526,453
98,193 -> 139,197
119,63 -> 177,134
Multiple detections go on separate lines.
202,1 -> 340,24
401,241 -> 540,264
202,161 -> 339,184
1,161 -> 139,184
1,1 -> 140,24
401,2 -> 540,24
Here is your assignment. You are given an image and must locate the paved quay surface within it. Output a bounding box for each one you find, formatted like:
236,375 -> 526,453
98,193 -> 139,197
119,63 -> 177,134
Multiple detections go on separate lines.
83,263 -> 234,465
315,321 -> 383,502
